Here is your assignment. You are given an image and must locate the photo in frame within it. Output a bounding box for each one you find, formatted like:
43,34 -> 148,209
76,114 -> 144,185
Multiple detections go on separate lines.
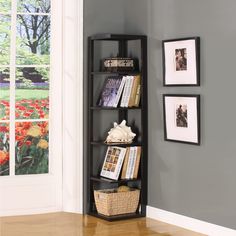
163,94 -> 200,145
162,37 -> 200,86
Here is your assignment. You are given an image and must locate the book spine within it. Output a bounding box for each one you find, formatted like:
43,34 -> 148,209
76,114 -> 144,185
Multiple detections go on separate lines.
114,148 -> 126,180
130,146 -> 137,178
125,147 -> 134,179
120,76 -> 128,107
121,147 -> 130,179
113,76 -> 126,107
125,147 -> 133,179
128,75 -> 141,107
134,83 -> 141,107
133,146 -> 141,179
125,76 -> 134,107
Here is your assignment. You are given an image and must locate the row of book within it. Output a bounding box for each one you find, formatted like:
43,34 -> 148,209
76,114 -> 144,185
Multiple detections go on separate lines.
97,75 -> 141,108
100,146 -> 141,180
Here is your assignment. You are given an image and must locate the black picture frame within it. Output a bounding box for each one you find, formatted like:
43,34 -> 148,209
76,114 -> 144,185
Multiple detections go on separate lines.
162,37 -> 200,86
163,94 -> 200,145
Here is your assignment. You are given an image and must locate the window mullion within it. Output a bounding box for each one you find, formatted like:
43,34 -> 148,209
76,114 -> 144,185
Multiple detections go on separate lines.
9,0 -> 17,176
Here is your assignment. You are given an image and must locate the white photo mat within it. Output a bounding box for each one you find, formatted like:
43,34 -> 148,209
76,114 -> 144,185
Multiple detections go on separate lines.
163,95 -> 200,145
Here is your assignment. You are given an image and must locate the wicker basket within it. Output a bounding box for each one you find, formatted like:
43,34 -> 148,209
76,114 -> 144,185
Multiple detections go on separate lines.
94,188 -> 140,216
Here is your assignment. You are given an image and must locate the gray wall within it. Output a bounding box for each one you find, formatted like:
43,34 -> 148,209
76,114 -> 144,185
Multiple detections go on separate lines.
83,0 -> 125,211
124,0 -> 236,230
84,0 -> 236,230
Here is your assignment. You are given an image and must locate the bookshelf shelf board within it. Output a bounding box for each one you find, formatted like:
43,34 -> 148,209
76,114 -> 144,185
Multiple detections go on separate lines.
90,175 -> 141,184
88,210 -> 144,221
90,33 -> 146,41
91,71 -> 141,76
90,106 -> 141,110
90,141 -> 142,147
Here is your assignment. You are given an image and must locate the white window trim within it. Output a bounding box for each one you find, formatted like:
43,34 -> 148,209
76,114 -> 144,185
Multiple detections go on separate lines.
0,0 -> 63,216
76,0 -> 84,214
62,0 -> 83,213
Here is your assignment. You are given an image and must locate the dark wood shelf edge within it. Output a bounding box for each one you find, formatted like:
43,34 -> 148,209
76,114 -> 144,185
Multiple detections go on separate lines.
90,106 -> 142,110
90,33 -> 147,41
90,141 -> 142,147
91,71 -> 141,76
90,176 -> 141,183
87,211 -> 145,221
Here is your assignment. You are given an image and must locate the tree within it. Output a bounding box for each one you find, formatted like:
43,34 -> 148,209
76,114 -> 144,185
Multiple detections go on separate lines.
17,0 -> 51,65
16,0 -> 51,83
0,0 -> 50,83
0,15 -> 10,65
0,0 -> 11,12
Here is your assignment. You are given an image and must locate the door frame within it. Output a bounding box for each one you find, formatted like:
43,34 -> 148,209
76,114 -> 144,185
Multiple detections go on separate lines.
62,0 -> 83,213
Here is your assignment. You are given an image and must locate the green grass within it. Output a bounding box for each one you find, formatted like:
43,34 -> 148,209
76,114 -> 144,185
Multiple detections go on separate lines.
1,89 -> 48,100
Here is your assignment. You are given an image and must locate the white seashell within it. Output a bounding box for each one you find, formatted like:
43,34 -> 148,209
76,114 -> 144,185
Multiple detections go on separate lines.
105,120 -> 136,143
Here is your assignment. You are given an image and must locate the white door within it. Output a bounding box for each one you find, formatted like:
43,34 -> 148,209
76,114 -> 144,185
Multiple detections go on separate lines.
0,0 -> 63,216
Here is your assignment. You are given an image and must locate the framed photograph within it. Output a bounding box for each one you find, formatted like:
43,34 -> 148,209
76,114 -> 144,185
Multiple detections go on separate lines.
100,146 -> 126,180
162,37 -> 200,86
163,94 -> 200,145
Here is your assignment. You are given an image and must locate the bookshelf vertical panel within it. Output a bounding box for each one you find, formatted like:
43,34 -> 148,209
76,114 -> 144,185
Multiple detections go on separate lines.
86,34 -> 148,221
87,37 -> 94,213
141,36 -> 148,216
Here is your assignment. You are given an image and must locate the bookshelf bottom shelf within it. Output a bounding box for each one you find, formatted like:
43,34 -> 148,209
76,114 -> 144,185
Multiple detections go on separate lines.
88,210 -> 145,221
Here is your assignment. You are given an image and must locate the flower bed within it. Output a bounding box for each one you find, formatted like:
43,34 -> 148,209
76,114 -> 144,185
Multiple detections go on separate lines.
15,121 -> 49,175
0,123 -> 9,176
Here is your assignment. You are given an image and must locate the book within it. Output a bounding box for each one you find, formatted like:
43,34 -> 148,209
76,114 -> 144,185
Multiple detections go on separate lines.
132,146 -> 141,179
124,76 -> 134,107
134,83 -> 141,107
97,76 -> 122,107
112,76 -> 126,107
120,76 -> 129,107
100,146 -> 126,180
128,75 -> 141,107
126,146 -> 135,179
121,147 -> 130,179
130,146 -> 137,178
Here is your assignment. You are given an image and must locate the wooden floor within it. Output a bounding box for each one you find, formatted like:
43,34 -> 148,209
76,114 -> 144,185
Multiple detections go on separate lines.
0,212 -> 205,236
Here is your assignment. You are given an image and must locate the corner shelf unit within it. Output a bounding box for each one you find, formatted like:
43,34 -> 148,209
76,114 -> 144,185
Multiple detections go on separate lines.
86,33 -> 148,221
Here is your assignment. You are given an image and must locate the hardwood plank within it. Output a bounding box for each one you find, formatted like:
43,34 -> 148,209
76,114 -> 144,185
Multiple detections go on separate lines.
0,213 -> 206,236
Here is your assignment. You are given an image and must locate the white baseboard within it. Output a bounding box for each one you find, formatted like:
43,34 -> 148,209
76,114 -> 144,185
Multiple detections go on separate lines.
147,206 -> 236,236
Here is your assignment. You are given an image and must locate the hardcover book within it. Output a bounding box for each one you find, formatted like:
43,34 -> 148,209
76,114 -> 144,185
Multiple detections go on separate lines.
97,76 -> 122,107
128,75 -> 141,107
113,76 -> 126,107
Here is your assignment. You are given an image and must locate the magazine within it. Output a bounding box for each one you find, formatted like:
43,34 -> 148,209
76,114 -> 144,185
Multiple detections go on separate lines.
97,76 -> 122,107
100,146 -> 126,180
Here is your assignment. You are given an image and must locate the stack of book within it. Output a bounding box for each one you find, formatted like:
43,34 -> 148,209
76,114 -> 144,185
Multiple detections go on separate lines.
97,75 -> 141,108
100,146 -> 141,180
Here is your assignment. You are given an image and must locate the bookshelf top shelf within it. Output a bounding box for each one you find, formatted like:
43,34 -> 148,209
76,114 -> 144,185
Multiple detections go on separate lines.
90,106 -> 141,110
89,33 -> 147,41
90,71 -> 141,76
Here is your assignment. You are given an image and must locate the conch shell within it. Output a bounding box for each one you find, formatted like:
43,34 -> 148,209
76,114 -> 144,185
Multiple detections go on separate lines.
105,120 -> 136,143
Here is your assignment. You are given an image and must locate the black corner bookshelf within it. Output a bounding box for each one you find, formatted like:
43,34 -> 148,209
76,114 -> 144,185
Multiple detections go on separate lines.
86,34 -> 148,221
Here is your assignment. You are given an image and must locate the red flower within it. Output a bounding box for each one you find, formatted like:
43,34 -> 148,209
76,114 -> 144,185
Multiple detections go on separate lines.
0,151 -> 9,165
0,126 -> 8,133
25,140 -> 32,146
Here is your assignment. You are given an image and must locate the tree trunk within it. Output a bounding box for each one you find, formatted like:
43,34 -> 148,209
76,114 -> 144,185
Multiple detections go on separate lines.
31,41 -> 37,54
